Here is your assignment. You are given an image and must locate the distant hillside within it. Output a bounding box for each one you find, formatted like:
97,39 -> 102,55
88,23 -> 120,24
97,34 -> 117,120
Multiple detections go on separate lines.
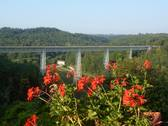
0,27 -> 109,46
0,27 -> 168,46
106,34 -> 168,45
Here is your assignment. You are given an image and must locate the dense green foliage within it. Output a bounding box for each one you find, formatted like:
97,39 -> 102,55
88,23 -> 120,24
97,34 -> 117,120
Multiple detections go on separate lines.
0,27 -> 168,46
0,27 -> 109,46
0,56 -> 40,106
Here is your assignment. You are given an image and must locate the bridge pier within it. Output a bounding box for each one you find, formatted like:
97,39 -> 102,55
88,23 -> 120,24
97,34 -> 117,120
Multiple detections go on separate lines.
147,46 -> 152,54
104,48 -> 109,68
76,49 -> 82,79
40,50 -> 46,75
129,48 -> 132,59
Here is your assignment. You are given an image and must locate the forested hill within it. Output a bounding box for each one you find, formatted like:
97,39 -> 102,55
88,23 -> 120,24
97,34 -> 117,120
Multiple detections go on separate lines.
0,27 -> 168,46
0,27 -> 109,46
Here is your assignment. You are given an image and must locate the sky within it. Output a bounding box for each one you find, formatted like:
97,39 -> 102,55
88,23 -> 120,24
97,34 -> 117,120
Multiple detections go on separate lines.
0,0 -> 168,34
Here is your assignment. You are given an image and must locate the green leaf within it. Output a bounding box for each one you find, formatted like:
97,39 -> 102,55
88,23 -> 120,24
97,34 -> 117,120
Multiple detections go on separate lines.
88,109 -> 97,120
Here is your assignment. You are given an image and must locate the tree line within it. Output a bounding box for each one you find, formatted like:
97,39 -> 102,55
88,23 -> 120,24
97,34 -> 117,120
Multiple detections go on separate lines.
0,27 -> 168,46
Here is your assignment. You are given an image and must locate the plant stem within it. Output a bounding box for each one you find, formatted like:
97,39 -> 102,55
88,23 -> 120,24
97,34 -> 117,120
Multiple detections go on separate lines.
77,117 -> 82,126
137,107 -> 140,120
74,98 -> 82,126
134,107 -> 138,117
41,90 -> 51,98
101,85 -> 109,101
118,97 -> 122,112
38,97 -> 49,103
67,116 -> 75,125
144,71 -> 147,80
118,86 -> 123,112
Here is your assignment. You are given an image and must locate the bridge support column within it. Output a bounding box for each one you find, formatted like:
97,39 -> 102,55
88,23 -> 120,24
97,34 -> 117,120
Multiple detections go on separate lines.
76,49 -> 82,79
104,48 -> 109,68
40,50 -> 46,75
129,48 -> 132,59
146,46 -> 152,54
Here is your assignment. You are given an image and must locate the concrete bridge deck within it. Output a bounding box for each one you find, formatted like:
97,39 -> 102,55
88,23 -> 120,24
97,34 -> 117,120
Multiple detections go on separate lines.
0,45 -> 159,53
0,45 -> 160,77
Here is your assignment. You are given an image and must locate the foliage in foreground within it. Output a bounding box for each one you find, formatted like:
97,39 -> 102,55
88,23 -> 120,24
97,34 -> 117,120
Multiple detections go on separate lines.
24,60 -> 155,126
0,47 -> 168,125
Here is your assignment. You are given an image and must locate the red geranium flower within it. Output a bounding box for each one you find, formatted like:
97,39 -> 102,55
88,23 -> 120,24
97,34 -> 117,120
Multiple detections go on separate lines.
143,60 -> 152,70
52,73 -> 60,82
27,87 -> 34,101
46,65 -> 51,75
77,76 -> 90,91
105,63 -> 111,71
114,78 -> 120,85
24,114 -> 38,126
105,61 -> 118,71
109,83 -> 115,90
132,84 -> 143,91
52,64 -> 57,72
123,85 -> 145,107
27,87 -> 41,101
112,77 -> 128,87
90,75 -> 105,90
112,63 -> 118,70
43,64 -> 60,85
58,83 -> 65,97
43,74 -> 52,85
31,114 -> 38,124
121,78 -> 128,86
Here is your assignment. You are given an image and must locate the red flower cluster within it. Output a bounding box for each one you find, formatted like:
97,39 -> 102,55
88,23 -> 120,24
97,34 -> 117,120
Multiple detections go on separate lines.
43,64 -> 66,97
112,63 -> 118,70
143,60 -> 152,70
105,61 -> 118,71
77,76 -> 91,91
77,75 -> 106,96
87,75 -> 106,96
43,64 -> 60,85
123,85 -> 145,107
109,83 -> 115,90
90,75 -> 106,90
111,77 -> 128,87
24,114 -> 38,126
43,74 -> 52,85
58,83 -> 66,97
77,75 -> 106,97
27,87 -> 41,101
49,83 -> 66,97
132,84 -> 143,91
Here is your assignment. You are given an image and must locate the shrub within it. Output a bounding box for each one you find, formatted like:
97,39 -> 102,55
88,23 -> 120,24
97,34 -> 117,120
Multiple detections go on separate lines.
24,61 -> 155,126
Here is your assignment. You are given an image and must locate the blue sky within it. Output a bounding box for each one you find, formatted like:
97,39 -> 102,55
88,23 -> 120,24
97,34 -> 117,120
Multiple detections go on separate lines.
0,0 -> 168,34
